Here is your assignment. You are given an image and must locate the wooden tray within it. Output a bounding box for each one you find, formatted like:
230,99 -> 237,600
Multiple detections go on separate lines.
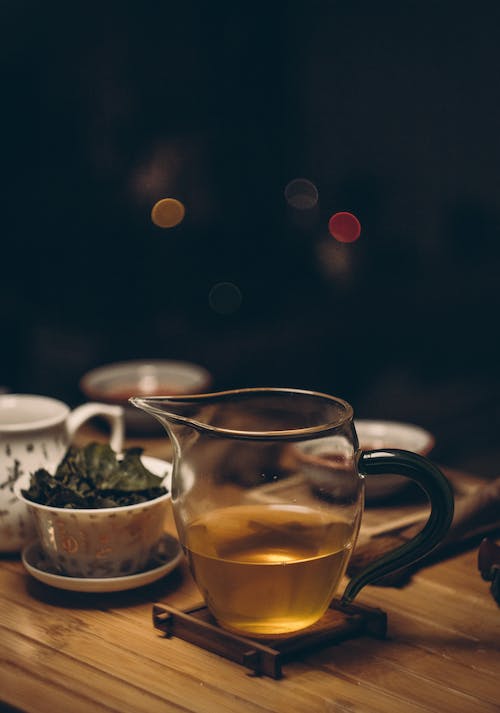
152,599 -> 387,678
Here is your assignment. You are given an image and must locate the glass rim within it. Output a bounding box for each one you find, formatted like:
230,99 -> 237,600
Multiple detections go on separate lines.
130,387 -> 354,440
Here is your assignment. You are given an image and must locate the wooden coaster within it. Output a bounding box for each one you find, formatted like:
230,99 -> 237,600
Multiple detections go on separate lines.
152,599 -> 387,678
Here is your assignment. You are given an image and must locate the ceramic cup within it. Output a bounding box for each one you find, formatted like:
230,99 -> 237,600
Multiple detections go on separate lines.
14,474 -> 170,577
0,394 -> 124,553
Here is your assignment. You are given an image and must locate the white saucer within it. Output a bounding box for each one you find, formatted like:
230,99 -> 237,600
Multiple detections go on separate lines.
22,533 -> 183,592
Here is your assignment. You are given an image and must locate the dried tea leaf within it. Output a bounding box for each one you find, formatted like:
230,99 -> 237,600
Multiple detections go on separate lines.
96,447 -> 163,491
22,442 -> 168,508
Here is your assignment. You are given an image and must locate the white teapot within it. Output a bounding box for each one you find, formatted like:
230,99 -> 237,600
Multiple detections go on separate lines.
0,394 -> 124,553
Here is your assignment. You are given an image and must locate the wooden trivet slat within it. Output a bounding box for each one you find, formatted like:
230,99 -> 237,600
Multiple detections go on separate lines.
152,599 -> 387,679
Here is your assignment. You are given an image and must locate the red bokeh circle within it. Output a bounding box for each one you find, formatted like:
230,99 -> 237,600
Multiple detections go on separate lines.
328,212 -> 361,243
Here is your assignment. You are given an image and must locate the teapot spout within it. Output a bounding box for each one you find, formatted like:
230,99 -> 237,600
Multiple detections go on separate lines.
128,395 -> 211,432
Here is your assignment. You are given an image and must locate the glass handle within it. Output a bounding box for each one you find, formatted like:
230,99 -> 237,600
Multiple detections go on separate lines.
342,448 -> 454,603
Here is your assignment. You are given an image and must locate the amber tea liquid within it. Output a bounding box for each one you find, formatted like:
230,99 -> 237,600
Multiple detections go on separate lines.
184,504 -> 354,636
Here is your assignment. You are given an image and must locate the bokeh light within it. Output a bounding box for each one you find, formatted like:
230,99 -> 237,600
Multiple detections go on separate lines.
328,212 -> 361,243
209,282 -> 243,315
316,237 -> 353,287
284,178 -> 319,210
151,198 -> 186,228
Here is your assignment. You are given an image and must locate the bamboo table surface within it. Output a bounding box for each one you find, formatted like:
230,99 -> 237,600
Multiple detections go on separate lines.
1,430 -> 499,713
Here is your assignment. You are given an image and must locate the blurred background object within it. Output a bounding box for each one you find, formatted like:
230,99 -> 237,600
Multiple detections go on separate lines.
80,359 -> 212,434
2,0 -> 500,476
478,538 -> 500,604
355,420 -> 435,501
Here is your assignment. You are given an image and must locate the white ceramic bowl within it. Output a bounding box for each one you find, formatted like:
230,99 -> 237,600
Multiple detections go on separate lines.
14,457 -> 172,578
355,419 -> 435,501
80,360 -> 212,435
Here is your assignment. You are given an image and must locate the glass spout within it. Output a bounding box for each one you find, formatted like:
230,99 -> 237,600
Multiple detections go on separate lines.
129,394 -> 206,442
129,395 -> 209,430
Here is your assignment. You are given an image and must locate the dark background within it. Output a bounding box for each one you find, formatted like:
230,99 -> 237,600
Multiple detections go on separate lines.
2,1 -> 500,475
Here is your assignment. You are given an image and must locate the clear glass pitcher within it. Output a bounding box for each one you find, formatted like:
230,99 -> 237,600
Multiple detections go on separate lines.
131,388 -> 453,637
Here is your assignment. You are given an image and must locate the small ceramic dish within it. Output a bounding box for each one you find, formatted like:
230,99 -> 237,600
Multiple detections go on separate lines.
80,360 -> 212,435
14,456 -> 173,578
22,533 -> 182,592
355,419 -> 435,501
